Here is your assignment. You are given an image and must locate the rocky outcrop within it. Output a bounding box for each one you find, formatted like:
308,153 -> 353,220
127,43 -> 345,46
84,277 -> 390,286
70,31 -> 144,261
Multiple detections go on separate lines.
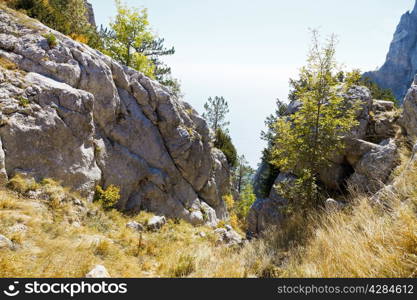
248,173 -> 295,235
0,9 -> 230,225
83,1 -> 96,27
249,87 -> 400,235
348,139 -> 398,192
400,77 -> 417,141
126,221 -> 144,232
363,1 -> 417,102
398,74 -> 417,144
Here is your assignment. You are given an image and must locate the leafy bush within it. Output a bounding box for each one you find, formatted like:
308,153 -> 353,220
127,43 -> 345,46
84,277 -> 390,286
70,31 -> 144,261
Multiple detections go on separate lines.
271,32 -> 360,208
223,188 -> 255,231
94,185 -> 120,210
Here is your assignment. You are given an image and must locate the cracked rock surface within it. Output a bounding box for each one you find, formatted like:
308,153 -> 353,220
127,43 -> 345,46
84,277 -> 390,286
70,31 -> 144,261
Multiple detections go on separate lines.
0,8 -> 229,225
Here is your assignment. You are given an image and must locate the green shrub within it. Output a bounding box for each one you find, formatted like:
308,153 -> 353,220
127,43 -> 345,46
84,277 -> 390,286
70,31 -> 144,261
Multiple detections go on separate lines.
94,185 -> 120,210
43,33 -> 57,48
18,96 -> 30,107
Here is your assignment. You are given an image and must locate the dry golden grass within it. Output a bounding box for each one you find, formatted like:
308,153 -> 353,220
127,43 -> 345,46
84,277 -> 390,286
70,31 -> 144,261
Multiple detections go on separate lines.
279,198 -> 417,277
277,157 -> 417,278
1,152 -> 417,279
0,176 -> 267,278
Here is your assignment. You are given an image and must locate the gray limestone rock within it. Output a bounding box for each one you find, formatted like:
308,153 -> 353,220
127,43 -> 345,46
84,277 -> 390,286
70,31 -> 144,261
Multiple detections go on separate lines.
0,9 -> 230,226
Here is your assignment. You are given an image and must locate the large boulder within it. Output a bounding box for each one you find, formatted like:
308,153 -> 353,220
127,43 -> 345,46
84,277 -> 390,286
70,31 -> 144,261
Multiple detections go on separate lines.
85,265 -> 110,278
348,139 -> 399,193
252,161 -> 279,198
247,173 -> 295,235
368,100 -> 400,142
146,216 -> 166,231
0,9 -> 230,225
341,85 -> 373,140
214,226 -> 244,246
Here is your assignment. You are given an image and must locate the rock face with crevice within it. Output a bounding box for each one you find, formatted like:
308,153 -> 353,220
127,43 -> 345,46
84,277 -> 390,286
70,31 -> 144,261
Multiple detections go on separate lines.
0,8 -> 229,226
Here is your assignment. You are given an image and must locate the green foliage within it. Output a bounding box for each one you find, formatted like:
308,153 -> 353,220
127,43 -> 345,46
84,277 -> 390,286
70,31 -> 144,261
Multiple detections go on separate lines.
236,184 -> 256,220
214,128 -> 237,167
100,0 -> 179,95
43,32 -> 57,48
233,155 -> 255,194
8,0 -> 100,47
204,96 -> 236,167
94,185 -> 121,210
271,31 -> 360,208
256,99 -> 288,198
224,184 -> 256,231
202,96 -> 230,132
18,96 -> 30,107
99,1 -> 154,77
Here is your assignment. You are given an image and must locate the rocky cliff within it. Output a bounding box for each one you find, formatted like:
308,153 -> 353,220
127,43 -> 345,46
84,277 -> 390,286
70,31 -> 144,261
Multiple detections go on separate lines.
0,7 -> 230,226
83,0 -> 96,28
364,1 -> 417,102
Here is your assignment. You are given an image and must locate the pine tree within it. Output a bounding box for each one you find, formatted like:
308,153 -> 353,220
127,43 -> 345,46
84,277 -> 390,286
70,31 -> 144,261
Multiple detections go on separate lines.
202,96 -> 230,132
100,0 -> 179,95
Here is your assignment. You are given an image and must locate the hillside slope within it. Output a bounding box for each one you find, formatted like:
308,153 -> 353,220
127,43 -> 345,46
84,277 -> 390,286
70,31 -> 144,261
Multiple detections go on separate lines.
0,176 -> 254,278
1,158 -> 416,278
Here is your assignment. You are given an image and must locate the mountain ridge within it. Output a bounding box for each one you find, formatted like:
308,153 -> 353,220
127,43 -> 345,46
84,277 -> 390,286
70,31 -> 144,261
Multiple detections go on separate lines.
364,0 -> 417,102
0,6 -> 230,226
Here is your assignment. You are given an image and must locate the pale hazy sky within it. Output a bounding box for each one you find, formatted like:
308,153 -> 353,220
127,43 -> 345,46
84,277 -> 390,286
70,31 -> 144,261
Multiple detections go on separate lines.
90,0 -> 414,167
